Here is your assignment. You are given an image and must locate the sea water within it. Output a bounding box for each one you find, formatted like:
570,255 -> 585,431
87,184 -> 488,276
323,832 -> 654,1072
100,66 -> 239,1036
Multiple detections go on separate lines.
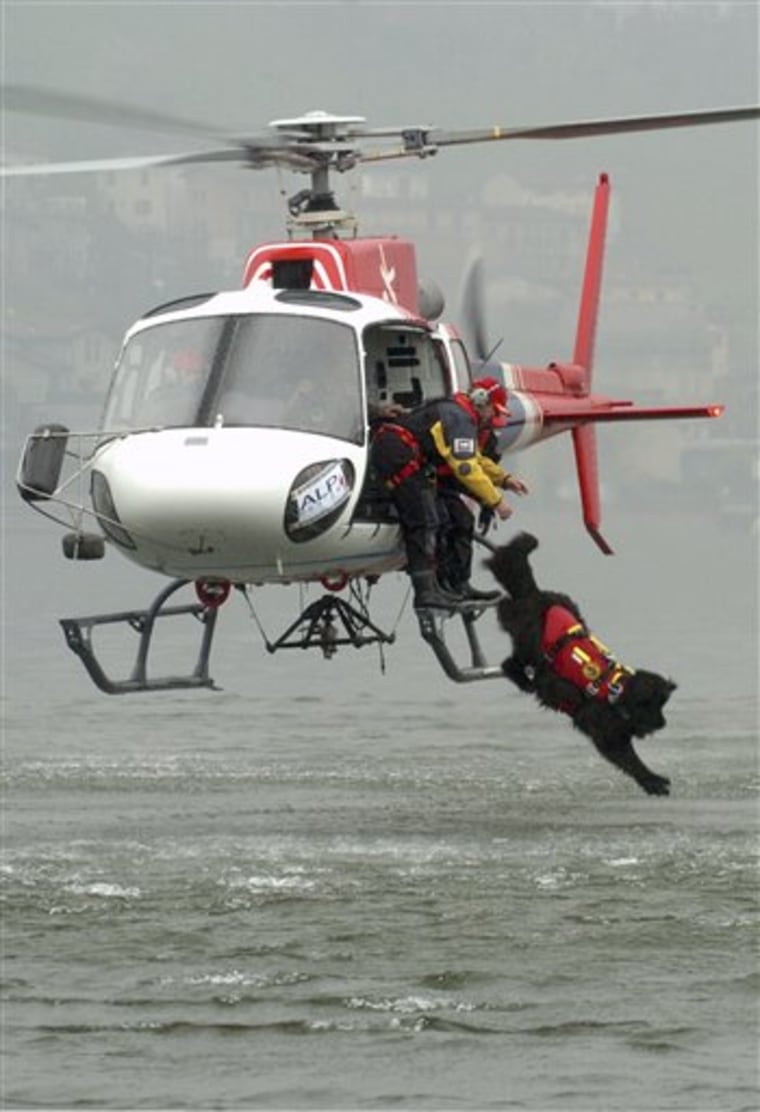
2,504 -> 758,1110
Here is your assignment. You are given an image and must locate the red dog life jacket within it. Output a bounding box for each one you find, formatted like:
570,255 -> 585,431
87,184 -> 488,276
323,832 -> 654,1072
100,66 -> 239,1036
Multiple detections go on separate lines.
540,605 -> 633,705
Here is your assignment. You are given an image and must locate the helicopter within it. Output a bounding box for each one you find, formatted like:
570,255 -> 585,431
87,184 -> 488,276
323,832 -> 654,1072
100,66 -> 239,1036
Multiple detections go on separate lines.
5,89 -> 759,694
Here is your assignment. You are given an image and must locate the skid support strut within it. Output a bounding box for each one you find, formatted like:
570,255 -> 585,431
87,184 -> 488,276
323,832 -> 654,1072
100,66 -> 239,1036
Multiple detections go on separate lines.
413,537 -> 504,683
60,579 -> 220,694
415,600 -> 504,683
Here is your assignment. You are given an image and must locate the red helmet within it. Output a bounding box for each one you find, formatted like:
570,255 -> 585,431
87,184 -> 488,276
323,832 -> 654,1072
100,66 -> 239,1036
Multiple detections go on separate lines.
470,376 -> 509,417
172,349 -> 203,374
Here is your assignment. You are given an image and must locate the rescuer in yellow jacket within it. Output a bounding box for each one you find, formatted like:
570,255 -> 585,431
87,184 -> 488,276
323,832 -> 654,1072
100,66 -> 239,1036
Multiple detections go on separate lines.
370,379 -> 529,609
436,377 -> 529,600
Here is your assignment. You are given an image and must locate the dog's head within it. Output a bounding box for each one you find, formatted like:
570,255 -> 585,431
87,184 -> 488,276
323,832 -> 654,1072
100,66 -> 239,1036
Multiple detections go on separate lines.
484,532 -> 541,598
619,672 -> 677,738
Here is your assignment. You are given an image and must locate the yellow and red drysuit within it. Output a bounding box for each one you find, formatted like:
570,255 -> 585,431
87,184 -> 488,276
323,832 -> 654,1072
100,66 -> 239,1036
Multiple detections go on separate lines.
434,393 -> 515,588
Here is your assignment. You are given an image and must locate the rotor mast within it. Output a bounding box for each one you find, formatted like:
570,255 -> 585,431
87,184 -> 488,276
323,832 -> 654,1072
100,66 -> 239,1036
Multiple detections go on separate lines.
269,111 -> 367,238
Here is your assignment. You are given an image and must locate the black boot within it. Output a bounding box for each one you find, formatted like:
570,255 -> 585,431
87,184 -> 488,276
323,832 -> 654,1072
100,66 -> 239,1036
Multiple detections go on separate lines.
410,571 -> 459,610
452,580 -> 501,602
435,575 -> 467,602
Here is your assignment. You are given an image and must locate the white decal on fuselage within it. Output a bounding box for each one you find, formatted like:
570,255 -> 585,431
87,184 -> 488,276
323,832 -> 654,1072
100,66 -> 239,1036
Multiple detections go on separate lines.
378,244 -> 398,304
295,462 -> 350,525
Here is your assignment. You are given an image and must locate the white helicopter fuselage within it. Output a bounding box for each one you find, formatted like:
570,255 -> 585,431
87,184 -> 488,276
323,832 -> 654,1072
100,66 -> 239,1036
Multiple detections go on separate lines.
93,425 -> 401,582
87,280 -> 467,585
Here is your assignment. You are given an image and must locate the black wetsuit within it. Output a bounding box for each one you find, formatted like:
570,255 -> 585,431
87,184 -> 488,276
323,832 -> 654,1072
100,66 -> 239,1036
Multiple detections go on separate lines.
370,397 -> 507,578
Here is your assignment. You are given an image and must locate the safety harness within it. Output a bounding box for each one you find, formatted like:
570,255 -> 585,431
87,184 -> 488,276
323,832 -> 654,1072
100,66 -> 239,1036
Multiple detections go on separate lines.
372,422 -> 425,488
541,604 -> 633,704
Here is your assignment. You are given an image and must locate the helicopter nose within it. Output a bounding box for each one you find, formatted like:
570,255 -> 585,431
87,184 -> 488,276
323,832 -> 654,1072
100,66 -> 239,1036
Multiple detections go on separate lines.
92,428 -> 361,575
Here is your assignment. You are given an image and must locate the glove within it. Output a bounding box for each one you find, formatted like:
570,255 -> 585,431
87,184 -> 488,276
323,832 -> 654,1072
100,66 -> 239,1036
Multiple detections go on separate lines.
477,505 -> 495,534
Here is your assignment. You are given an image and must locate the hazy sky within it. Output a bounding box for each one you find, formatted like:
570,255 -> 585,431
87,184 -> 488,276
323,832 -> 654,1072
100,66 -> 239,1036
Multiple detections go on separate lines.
3,2 -> 757,128
2,2 -> 758,424
3,2 -> 757,295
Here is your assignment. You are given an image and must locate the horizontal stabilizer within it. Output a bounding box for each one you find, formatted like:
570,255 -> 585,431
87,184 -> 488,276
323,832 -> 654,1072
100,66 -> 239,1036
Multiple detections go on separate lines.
543,403 -> 724,426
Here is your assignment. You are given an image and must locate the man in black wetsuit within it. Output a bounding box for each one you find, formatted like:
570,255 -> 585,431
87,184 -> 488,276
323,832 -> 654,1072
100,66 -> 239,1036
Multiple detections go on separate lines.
370,380 -> 529,609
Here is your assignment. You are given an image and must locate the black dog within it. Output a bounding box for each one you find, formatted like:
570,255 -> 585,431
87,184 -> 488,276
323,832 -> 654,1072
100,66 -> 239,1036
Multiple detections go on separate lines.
485,533 -> 676,796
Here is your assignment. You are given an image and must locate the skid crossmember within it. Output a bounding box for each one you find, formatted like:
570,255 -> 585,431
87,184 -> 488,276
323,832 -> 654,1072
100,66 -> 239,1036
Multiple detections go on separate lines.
60,579 -> 220,694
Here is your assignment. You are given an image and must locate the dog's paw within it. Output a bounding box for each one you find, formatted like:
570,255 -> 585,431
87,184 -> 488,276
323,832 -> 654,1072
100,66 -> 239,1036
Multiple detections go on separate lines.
640,773 -> 671,797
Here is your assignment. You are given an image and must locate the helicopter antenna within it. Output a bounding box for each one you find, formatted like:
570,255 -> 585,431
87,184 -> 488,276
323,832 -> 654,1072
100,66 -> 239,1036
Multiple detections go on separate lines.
483,338 -> 504,364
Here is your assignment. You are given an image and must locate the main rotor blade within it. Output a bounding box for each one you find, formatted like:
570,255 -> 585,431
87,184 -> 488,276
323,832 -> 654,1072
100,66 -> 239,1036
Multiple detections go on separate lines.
430,105 -> 760,147
1,83 -> 225,139
0,149 -> 246,177
0,141 -> 325,178
3,93 -> 757,178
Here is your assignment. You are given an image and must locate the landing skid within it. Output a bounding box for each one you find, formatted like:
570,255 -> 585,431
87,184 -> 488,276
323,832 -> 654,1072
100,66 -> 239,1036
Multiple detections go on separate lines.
415,599 -> 504,683
59,579 -> 396,694
60,579 -> 219,695
414,532 -> 505,683
59,550 -> 503,692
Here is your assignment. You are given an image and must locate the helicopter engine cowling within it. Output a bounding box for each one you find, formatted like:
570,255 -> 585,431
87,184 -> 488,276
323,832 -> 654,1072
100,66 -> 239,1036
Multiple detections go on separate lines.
418,278 -> 445,321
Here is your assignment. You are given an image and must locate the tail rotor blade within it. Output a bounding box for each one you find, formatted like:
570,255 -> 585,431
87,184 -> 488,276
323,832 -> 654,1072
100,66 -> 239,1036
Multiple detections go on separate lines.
461,256 -> 489,362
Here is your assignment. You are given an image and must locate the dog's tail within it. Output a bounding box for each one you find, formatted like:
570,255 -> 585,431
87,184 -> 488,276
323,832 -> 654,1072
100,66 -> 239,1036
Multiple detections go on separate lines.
484,532 -> 541,598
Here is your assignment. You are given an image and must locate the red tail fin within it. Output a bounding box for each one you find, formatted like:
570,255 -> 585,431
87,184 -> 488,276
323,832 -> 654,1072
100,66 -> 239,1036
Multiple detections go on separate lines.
574,173 -> 610,383
573,174 -> 613,553
572,425 -> 613,554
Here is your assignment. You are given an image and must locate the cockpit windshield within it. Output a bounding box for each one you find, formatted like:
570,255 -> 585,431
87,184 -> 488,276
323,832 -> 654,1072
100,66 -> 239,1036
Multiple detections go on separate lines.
218,314 -> 361,441
102,314 -> 363,443
103,318 -> 221,432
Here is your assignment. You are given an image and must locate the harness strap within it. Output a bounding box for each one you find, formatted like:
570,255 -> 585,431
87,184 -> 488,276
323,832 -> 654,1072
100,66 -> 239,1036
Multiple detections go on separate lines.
599,663 -> 631,703
372,422 -> 419,450
386,458 -> 424,488
373,422 -> 425,489
543,622 -> 586,664
583,658 -> 618,699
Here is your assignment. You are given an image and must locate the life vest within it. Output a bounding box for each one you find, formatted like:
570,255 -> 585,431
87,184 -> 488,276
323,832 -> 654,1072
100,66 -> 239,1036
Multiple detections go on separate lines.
540,604 -> 633,704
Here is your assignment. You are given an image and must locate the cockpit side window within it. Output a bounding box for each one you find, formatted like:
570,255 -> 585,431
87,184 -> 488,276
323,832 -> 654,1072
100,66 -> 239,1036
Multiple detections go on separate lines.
363,325 -> 448,413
